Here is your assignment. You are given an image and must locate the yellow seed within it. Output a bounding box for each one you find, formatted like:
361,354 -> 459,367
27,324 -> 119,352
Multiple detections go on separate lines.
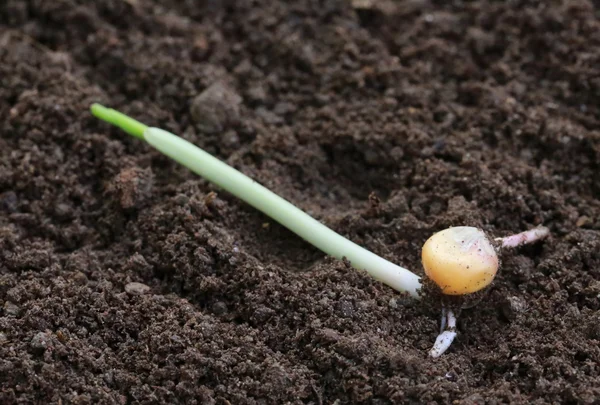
422,226 -> 499,295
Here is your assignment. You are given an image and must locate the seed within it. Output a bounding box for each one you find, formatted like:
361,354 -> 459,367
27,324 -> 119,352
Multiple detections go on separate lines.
422,226 -> 499,295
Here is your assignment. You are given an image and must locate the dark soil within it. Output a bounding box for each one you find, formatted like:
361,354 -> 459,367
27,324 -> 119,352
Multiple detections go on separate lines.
1,1 -> 600,403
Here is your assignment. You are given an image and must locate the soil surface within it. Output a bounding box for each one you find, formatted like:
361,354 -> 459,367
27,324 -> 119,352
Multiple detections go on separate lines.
1,1 -> 600,404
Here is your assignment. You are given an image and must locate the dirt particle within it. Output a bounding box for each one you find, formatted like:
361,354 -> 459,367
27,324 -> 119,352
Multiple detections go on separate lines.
462,393 -> 485,405
222,130 -> 240,149
54,203 -> 72,219
338,300 -> 354,318
576,216 -> 591,228
246,84 -> 268,104
319,328 -> 341,343
255,106 -> 283,124
125,253 -> 152,273
273,101 -> 296,116
363,149 -> 379,165
0,191 -> 18,213
500,296 -> 528,320
212,301 -> 228,315
55,330 -> 68,343
71,272 -> 88,285
30,332 -> 52,354
586,317 -> 600,340
3,301 -> 20,317
253,305 -> 276,323
125,282 -> 151,295
109,167 -> 154,210
445,371 -> 457,381
190,82 -> 242,133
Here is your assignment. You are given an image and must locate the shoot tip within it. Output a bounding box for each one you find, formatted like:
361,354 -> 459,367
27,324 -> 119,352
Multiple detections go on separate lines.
90,103 -> 109,118
90,103 -> 148,140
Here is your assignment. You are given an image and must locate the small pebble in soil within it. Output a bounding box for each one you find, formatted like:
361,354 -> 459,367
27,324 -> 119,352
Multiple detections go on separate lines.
190,82 -> 242,133
54,203 -> 73,220
463,393 -> 485,405
173,194 -> 190,206
500,296 -> 528,320
0,191 -> 18,213
0,332 -> 8,344
56,330 -> 68,343
30,331 -> 52,354
3,301 -> 21,317
253,305 -> 276,323
338,300 -> 354,318
103,370 -> 114,385
445,371 -> 458,381
246,84 -> 268,104
221,130 -> 240,149
212,301 -> 228,315
109,167 -> 154,210
321,328 -> 341,343
587,318 -> 600,340
126,253 -> 152,272
576,216 -> 592,228
72,272 -> 88,285
125,282 -> 151,295
389,296 -> 414,309
255,106 -> 283,124
273,101 -> 296,116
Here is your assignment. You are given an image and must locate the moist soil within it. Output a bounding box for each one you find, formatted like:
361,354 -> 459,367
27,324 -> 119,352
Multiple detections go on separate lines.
1,1 -> 600,404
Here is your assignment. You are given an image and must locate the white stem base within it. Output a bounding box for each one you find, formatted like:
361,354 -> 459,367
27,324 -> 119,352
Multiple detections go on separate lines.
144,128 -> 423,296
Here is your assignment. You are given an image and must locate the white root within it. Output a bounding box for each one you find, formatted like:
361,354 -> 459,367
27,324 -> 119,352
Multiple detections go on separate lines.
430,308 -> 457,358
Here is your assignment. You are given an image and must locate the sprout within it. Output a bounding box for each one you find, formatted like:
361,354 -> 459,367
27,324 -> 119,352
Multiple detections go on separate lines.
90,104 -> 422,295
90,104 -> 549,357
425,225 -> 549,357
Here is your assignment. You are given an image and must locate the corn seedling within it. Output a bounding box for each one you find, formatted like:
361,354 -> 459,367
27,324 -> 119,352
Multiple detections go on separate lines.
91,104 -> 549,357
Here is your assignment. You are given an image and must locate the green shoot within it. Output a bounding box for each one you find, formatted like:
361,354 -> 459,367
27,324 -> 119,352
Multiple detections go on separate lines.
91,103 -> 551,357
91,104 -> 147,139
91,104 -> 423,297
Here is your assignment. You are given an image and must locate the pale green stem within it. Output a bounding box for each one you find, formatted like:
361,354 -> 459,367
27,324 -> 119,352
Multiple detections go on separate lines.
91,104 -> 422,297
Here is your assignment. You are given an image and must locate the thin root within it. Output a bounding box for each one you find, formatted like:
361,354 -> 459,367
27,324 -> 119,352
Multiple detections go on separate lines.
430,308 -> 457,358
440,306 -> 447,333
497,226 -> 549,249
